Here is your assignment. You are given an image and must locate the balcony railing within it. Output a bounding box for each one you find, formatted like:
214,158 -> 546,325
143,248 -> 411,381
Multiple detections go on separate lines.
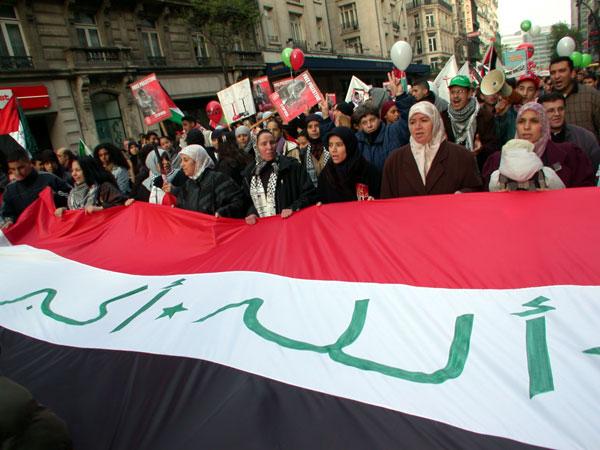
65,47 -> 132,69
290,40 -> 307,51
0,56 -> 34,70
231,50 -> 263,64
341,22 -> 359,34
196,56 -> 217,66
147,56 -> 166,66
407,0 -> 452,11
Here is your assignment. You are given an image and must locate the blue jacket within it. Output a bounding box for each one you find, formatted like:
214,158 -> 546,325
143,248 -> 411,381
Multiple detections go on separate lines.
356,119 -> 410,172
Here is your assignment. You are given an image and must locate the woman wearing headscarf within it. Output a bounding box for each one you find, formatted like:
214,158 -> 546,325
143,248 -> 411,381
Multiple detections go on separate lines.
301,114 -> 330,187
163,144 -> 245,218
381,102 -> 482,198
54,156 -> 132,216
142,149 -> 182,204
317,127 -> 381,204
242,129 -> 316,225
482,102 -> 595,189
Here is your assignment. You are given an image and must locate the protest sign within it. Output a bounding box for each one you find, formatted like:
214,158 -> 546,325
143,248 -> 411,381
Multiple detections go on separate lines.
502,50 -> 528,78
269,71 -> 323,123
252,76 -> 273,112
217,78 -> 256,124
130,73 -> 171,126
344,76 -> 371,105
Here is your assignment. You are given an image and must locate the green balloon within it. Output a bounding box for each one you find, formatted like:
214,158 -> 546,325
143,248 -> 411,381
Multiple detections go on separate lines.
582,53 -> 593,67
520,20 -> 532,32
281,48 -> 293,68
570,51 -> 583,68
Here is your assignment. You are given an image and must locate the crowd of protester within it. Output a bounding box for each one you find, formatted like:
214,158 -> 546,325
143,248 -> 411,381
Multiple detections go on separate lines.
1,55 -> 599,230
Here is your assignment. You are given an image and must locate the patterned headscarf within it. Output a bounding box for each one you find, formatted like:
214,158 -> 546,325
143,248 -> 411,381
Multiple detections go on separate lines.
179,144 -> 215,180
515,102 -> 551,157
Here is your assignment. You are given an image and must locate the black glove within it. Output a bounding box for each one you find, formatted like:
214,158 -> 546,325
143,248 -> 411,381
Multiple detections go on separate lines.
152,176 -> 164,188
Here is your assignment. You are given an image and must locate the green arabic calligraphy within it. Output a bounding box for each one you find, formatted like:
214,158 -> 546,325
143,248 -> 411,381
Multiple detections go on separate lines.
194,298 -> 474,384
0,279 -> 186,333
512,296 -> 555,398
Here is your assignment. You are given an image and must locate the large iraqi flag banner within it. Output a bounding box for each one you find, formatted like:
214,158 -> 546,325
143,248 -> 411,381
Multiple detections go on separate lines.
1,188 -> 600,449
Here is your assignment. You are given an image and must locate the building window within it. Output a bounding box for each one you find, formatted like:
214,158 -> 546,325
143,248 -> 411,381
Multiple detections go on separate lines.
192,33 -> 209,61
289,13 -> 304,42
0,6 -> 29,59
414,14 -> 420,28
344,36 -> 362,54
74,12 -> 101,47
425,13 -> 435,27
140,19 -> 163,61
316,17 -> 326,46
416,36 -> 423,54
340,3 -> 358,30
92,92 -> 125,146
263,6 -> 279,43
412,0 -> 420,8
428,36 -> 437,52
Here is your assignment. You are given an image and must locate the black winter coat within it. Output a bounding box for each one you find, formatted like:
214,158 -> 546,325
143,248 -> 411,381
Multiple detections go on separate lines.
317,159 -> 381,204
241,155 -> 317,216
177,168 -> 245,218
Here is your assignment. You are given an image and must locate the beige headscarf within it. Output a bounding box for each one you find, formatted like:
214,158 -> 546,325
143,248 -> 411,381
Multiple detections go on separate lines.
408,102 -> 446,183
179,144 -> 215,180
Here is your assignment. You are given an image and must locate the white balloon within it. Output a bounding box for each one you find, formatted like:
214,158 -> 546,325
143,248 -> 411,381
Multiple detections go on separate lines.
556,36 -> 576,57
390,41 -> 412,71
530,25 -> 541,36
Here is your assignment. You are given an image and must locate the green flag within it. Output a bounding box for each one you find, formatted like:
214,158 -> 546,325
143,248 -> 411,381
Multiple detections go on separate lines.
78,139 -> 92,157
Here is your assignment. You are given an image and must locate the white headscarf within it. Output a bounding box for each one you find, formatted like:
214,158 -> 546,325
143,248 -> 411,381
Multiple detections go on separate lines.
180,144 -> 215,180
408,102 -> 446,184
142,149 -> 165,191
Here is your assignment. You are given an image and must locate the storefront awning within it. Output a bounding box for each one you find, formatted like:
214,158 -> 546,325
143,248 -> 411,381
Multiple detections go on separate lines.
0,85 -> 50,110
266,56 -> 429,78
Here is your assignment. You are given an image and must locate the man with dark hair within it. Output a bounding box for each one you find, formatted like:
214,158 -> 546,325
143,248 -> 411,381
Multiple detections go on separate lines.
181,115 -> 197,133
441,75 -> 498,169
146,131 -> 159,145
582,72 -> 598,89
549,56 -> 600,135
410,79 -> 449,112
0,148 -> 71,229
539,91 -> 600,173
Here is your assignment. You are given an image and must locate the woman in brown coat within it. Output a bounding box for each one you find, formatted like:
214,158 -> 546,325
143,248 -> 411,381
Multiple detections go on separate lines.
381,102 -> 482,198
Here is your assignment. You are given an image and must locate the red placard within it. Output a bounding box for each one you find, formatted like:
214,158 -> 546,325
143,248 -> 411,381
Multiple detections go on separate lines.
269,71 -> 323,123
0,85 -> 50,110
129,73 -> 171,126
252,76 -> 273,112
325,93 -> 337,107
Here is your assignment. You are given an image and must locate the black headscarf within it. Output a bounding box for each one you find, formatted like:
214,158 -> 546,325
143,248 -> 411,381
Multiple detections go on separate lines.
305,114 -> 325,159
322,127 -> 368,195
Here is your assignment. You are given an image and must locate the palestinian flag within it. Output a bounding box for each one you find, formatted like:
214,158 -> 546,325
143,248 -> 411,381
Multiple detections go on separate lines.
480,43 -> 504,77
1,188 -> 599,449
0,89 -> 37,156
165,93 -> 184,125
78,139 -> 92,157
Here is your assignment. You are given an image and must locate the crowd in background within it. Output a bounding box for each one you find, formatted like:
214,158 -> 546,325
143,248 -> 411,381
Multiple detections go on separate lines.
1,55 -> 599,230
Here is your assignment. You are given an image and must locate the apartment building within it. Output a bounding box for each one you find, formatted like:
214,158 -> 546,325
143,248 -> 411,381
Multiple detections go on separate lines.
256,0 -> 428,94
0,1 -> 263,151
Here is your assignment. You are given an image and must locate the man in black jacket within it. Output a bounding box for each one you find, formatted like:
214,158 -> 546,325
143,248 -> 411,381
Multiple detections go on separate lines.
1,148 -> 71,229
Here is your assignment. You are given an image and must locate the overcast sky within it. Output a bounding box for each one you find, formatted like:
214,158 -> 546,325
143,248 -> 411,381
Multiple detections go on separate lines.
498,0 -> 572,35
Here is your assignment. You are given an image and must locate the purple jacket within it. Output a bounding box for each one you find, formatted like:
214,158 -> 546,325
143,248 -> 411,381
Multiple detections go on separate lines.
482,140 -> 595,190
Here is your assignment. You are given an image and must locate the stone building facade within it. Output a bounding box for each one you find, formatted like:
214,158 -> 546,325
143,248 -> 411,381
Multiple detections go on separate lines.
256,0 -> 428,95
405,0 -> 456,71
0,1 -> 263,152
